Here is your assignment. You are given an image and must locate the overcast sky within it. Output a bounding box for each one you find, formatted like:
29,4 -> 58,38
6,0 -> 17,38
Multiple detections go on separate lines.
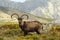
10,0 -> 26,3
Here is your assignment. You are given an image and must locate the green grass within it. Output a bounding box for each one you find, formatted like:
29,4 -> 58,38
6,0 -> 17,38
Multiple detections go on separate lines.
0,24 -> 60,40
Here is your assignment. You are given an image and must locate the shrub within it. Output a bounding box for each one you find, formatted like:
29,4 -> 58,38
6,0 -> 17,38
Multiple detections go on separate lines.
0,38 -> 3,40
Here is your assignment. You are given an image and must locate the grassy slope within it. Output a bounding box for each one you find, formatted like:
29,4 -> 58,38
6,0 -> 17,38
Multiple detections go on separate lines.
0,6 -> 60,40
0,11 -> 18,27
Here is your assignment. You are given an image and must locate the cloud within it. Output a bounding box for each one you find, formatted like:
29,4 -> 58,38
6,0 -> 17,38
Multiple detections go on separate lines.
10,0 -> 26,3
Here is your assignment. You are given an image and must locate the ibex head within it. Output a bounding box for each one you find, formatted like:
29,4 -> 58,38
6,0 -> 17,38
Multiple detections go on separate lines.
11,13 -> 29,23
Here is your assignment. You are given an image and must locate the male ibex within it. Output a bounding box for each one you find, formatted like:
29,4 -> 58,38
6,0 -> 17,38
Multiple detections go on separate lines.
11,13 -> 43,36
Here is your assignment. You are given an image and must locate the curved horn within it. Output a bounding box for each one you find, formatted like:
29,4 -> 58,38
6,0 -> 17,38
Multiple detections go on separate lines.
11,13 -> 19,18
20,14 -> 29,19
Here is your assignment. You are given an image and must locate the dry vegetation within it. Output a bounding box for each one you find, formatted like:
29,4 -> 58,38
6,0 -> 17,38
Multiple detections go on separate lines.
0,11 -> 60,40
0,23 -> 60,40
0,6 -> 60,40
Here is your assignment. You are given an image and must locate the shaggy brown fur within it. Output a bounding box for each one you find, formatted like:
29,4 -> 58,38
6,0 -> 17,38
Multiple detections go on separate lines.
19,21 -> 43,36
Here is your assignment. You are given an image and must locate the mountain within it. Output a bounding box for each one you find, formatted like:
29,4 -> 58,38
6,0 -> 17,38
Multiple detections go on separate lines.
0,0 -> 60,20
0,6 -> 54,24
0,0 -> 60,23
30,1 -> 60,20
0,0 -> 48,12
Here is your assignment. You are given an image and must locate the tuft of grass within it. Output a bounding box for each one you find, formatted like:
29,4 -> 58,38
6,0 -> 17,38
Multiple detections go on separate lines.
0,38 -> 3,40
0,24 -> 60,40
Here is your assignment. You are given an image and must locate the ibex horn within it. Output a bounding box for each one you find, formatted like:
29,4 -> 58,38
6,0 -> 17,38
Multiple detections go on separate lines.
20,14 -> 29,19
11,13 -> 19,18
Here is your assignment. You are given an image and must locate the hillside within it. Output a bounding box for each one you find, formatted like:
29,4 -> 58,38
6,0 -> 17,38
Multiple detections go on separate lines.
0,10 -> 60,40
0,11 -> 18,27
0,6 -> 54,23
30,2 -> 60,20
0,0 -> 47,12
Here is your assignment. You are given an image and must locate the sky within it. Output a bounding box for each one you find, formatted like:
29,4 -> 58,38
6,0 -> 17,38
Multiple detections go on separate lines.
10,0 -> 26,3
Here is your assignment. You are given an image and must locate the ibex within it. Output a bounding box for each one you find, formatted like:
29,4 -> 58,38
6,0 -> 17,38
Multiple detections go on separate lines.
11,13 -> 43,36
